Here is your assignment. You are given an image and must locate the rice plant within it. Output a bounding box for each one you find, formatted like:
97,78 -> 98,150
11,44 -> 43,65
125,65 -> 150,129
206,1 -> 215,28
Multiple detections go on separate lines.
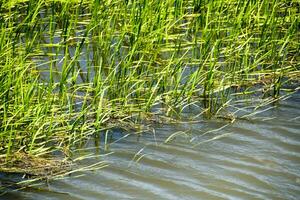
0,0 -> 299,176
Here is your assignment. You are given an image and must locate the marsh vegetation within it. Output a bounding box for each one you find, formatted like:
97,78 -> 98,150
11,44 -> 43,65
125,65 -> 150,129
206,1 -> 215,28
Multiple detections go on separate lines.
0,0 -> 299,184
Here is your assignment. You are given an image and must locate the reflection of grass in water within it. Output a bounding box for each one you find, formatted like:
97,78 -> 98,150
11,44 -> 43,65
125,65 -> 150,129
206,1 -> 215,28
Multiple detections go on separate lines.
0,0 -> 299,181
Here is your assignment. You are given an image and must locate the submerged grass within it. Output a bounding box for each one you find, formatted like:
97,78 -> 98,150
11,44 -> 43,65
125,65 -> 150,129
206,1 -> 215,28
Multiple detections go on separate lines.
0,0 -> 299,179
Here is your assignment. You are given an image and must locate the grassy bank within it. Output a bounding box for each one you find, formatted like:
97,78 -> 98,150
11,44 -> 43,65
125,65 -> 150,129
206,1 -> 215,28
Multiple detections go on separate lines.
0,0 -> 299,177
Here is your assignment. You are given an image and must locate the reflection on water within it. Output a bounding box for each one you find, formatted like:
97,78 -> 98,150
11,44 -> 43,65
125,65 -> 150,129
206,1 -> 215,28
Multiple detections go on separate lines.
1,95 -> 300,200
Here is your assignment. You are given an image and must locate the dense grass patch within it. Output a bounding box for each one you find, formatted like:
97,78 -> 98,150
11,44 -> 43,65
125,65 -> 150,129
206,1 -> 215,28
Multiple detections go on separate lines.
0,0 -> 299,175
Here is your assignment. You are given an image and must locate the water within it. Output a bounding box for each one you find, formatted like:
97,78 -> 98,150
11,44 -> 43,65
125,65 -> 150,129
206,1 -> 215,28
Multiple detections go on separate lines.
1,1 -> 299,199
1,94 -> 299,200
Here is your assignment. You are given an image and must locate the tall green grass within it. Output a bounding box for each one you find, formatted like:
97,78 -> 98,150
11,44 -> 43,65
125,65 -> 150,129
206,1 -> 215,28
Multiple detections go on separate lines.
0,0 -> 299,174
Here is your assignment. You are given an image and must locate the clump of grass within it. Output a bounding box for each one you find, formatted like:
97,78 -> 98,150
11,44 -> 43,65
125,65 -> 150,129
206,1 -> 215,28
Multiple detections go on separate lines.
0,0 -> 299,179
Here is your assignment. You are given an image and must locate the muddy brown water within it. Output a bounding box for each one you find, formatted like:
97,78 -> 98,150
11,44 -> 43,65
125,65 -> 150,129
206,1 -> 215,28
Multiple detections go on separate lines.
1,94 -> 300,200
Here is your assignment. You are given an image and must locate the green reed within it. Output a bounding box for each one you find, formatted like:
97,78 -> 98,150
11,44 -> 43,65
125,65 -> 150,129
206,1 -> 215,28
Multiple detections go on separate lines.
0,0 -> 299,173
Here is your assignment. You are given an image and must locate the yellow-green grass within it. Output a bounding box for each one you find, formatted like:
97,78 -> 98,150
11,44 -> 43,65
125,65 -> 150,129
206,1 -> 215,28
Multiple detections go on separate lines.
0,0 -> 299,178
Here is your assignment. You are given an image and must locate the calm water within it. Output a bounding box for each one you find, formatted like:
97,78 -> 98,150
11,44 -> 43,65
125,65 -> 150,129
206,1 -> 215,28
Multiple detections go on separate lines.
1,94 -> 300,200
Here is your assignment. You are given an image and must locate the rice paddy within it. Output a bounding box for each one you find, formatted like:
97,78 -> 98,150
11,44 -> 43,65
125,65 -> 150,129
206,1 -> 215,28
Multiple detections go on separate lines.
0,0 -> 299,181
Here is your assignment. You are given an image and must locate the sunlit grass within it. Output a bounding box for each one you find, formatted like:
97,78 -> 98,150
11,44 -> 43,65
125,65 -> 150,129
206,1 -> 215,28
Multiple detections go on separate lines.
0,0 -> 299,178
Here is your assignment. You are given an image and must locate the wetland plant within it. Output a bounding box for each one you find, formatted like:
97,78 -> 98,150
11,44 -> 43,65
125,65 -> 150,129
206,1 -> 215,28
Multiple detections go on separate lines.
0,0 -> 299,178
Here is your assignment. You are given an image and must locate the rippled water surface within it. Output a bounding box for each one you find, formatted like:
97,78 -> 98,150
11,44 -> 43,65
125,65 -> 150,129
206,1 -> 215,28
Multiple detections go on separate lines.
2,95 -> 300,200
